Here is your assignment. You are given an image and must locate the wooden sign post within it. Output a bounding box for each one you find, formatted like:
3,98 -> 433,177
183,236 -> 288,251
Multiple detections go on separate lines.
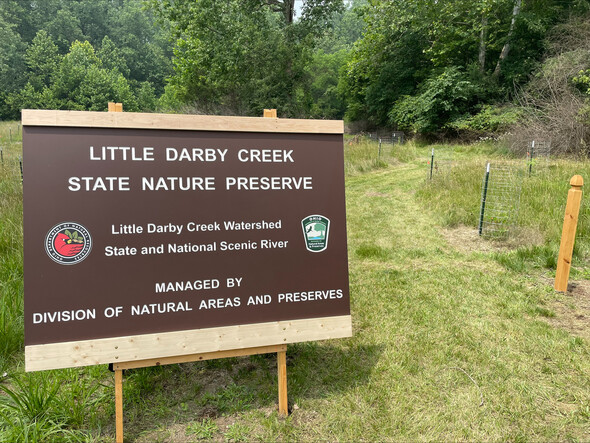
555,175 -> 584,292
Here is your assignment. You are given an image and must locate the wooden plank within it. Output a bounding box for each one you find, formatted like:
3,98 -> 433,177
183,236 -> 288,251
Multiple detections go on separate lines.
21,109 -> 343,134
555,175 -> 584,291
25,315 -> 352,371
115,369 -> 123,443
264,109 -> 277,118
277,350 -> 288,416
113,344 -> 287,370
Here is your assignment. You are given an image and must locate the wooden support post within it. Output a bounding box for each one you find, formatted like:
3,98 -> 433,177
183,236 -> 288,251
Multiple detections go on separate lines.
108,102 -> 123,112
115,369 -> 124,443
555,175 -> 584,292
261,108 -> 288,417
277,350 -> 288,416
109,100 -> 125,442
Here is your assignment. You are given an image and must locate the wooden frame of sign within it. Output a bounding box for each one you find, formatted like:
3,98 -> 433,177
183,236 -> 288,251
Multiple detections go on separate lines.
22,107 -> 351,442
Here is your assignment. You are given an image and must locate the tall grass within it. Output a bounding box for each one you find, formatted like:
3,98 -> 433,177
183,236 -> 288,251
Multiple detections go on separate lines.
0,122 -> 24,371
343,135 -> 417,175
417,145 -> 590,273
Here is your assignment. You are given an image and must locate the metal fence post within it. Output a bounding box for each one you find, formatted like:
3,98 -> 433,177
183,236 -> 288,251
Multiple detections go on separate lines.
429,148 -> 434,180
528,141 -> 535,177
479,163 -> 491,236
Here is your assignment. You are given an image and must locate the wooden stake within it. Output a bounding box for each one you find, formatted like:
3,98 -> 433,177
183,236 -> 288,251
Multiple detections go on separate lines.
277,350 -> 288,416
109,100 -> 124,442
108,102 -> 123,112
555,175 -> 584,292
115,369 -> 123,443
262,108 -> 288,417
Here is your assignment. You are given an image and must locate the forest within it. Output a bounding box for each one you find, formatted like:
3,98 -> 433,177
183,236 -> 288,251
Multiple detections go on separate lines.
2,0 -> 590,152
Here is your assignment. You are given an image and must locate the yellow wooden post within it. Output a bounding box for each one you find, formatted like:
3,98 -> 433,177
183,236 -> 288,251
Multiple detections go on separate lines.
262,108 -> 288,416
108,102 -> 123,112
115,369 -> 124,443
555,175 -> 584,292
109,101 -> 125,442
277,350 -> 288,416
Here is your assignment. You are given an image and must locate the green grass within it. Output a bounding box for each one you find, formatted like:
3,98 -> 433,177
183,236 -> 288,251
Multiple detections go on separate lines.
1,127 -> 589,441
0,122 -> 24,372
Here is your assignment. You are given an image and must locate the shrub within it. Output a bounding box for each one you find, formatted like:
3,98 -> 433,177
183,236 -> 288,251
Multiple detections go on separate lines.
389,67 -> 483,134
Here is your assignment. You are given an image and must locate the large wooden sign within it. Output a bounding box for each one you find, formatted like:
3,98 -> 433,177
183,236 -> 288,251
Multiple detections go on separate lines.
22,110 -> 351,372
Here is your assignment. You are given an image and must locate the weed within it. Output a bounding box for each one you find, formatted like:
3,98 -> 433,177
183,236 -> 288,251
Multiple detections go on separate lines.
0,373 -> 59,421
186,418 -> 218,439
0,372 -> 95,441
224,422 -> 251,442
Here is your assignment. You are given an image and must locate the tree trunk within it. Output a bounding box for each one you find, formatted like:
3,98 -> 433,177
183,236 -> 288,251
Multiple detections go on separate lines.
284,0 -> 295,24
493,0 -> 522,78
479,14 -> 488,73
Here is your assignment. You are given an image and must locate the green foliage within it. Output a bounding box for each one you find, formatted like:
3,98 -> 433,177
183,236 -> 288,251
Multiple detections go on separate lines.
306,49 -> 348,118
343,0 -> 590,133
149,0 -> 343,116
0,15 -> 26,119
44,9 -> 87,54
0,0 -> 171,116
389,67 -> 484,133
450,105 -> 523,133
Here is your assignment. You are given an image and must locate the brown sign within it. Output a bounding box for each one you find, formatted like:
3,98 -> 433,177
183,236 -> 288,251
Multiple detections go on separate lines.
22,110 -> 351,371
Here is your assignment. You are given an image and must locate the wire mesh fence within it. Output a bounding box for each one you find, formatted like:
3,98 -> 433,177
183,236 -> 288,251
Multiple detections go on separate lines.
0,147 -> 23,182
526,140 -> 551,176
478,162 -> 524,239
578,191 -> 589,242
426,147 -> 454,180
368,131 -> 405,145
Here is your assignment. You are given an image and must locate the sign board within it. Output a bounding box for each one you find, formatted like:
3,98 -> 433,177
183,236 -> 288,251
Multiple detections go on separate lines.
22,110 -> 351,372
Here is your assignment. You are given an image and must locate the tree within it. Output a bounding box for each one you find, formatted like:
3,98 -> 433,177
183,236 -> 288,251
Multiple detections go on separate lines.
43,9 -> 87,53
0,14 -> 26,119
343,0 -> 589,131
108,1 -> 172,93
25,31 -> 61,92
51,41 -> 138,112
149,0 -> 344,116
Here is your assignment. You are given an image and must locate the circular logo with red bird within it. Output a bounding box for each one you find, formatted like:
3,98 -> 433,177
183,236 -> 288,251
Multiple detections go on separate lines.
45,222 -> 92,265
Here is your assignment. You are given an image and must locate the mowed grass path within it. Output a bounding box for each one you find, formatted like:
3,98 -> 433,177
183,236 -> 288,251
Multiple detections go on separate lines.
290,159 -> 590,441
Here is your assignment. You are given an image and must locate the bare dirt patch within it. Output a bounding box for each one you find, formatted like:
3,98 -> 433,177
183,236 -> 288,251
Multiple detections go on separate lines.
546,279 -> 590,340
442,225 -> 544,254
441,226 -> 507,253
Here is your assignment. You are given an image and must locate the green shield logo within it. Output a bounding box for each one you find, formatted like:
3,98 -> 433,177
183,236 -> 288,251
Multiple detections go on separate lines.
301,215 -> 330,252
